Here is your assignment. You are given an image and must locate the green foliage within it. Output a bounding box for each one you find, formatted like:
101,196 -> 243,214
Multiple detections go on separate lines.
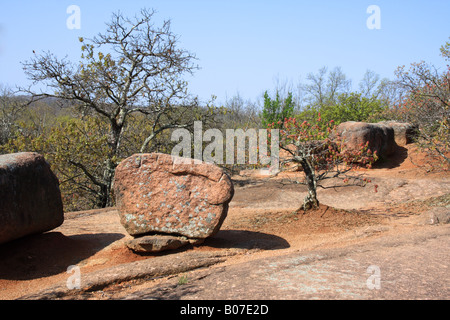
261,91 -> 295,128
1,114 -> 112,211
1,106 -> 161,211
50,118 -> 109,210
296,92 -> 389,128
178,274 -> 189,285
440,38 -> 450,61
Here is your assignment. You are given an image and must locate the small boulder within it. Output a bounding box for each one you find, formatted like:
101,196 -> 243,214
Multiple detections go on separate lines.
0,152 -> 64,245
125,235 -> 191,253
424,207 -> 450,225
113,153 -> 234,239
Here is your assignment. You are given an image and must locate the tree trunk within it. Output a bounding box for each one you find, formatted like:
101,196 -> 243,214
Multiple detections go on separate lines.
98,120 -> 123,208
299,157 -> 319,211
100,158 -> 115,207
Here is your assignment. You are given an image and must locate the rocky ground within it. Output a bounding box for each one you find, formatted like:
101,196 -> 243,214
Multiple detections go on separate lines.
0,144 -> 449,300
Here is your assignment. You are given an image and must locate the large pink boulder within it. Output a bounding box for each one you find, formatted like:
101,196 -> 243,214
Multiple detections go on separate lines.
334,121 -> 396,159
113,153 -> 234,239
0,152 -> 64,244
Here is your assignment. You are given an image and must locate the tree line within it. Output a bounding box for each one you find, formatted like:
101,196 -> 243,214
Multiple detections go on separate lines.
0,9 -> 448,211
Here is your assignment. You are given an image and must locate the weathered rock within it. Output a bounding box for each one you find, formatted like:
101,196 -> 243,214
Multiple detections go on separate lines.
378,121 -> 418,146
423,207 -> 450,225
125,235 -> 190,253
19,250 -> 233,300
334,121 -> 396,159
125,234 -> 204,253
0,152 -> 64,245
113,153 -> 234,239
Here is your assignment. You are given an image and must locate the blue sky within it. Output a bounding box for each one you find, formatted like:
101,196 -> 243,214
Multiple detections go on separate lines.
0,0 -> 449,104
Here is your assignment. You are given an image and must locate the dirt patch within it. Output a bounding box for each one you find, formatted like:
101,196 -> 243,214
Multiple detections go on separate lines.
220,205 -> 384,246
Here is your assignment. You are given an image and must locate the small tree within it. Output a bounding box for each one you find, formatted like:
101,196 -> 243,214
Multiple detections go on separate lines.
261,90 -> 295,128
274,116 -> 377,211
394,40 -> 450,167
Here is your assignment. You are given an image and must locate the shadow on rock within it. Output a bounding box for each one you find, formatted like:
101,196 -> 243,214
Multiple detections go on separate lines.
0,231 -> 124,280
202,230 -> 290,250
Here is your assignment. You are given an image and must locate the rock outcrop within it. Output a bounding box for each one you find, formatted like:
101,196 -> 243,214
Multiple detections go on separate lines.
334,121 -> 397,159
114,153 -> 234,252
0,152 -> 64,245
378,121 -> 418,146
124,234 -> 204,253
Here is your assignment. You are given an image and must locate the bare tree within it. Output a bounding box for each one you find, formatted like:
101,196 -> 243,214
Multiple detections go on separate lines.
375,78 -> 406,107
327,66 -> 352,103
0,85 -> 25,146
395,57 -> 449,166
304,66 -> 328,108
222,93 -> 261,130
303,66 -> 351,108
20,9 -> 213,207
358,70 -> 380,99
